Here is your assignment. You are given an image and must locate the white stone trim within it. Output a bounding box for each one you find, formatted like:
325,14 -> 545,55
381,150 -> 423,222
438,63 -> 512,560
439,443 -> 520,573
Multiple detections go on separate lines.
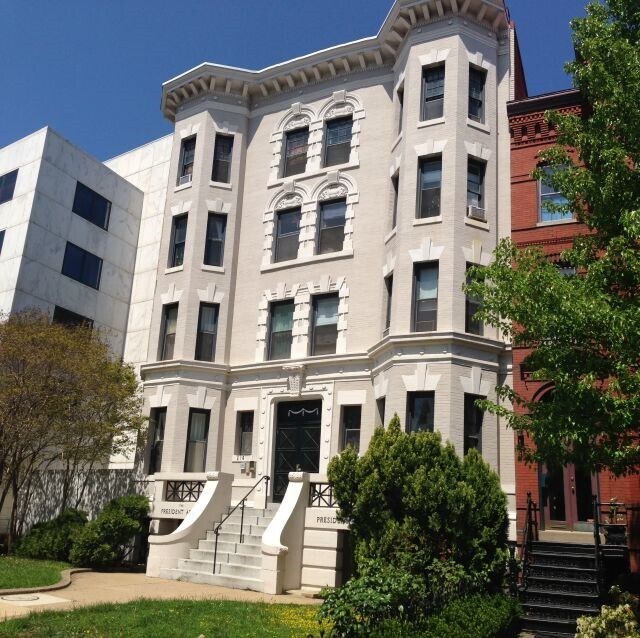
206,198 -> 231,214
409,237 -> 445,263
373,373 -> 388,399
382,252 -> 396,278
462,239 -> 491,267
197,282 -> 225,304
234,397 -> 259,412
402,363 -> 441,392
337,390 -> 367,405
414,139 -> 447,157
459,366 -> 492,396
186,386 -> 217,410
418,49 -> 450,67
148,385 -> 172,408
177,123 -> 201,139
160,282 -> 183,305
467,51 -> 491,71
170,201 -> 191,216
269,103 -> 316,182
464,140 -> 492,161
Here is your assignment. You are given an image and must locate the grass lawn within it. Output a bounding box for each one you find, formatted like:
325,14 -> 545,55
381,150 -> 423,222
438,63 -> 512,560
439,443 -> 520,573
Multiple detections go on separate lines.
0,599 -> 322,638
0,557 -> 70,590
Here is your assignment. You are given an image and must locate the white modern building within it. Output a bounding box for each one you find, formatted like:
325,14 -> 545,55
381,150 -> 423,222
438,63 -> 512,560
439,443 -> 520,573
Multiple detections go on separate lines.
0,0 -> 523,594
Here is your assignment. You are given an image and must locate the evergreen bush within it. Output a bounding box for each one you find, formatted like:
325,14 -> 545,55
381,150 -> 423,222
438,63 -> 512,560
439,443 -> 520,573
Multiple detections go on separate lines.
15,509 -> 87,561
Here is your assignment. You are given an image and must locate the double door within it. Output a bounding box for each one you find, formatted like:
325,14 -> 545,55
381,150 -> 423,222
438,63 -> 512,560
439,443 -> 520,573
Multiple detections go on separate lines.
541,463 -> 596,531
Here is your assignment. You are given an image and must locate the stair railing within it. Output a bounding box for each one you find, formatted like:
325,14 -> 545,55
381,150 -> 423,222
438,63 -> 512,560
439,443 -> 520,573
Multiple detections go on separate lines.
520,492 -> 539,589
592,495 -> 603,596
211,475 -> 270,573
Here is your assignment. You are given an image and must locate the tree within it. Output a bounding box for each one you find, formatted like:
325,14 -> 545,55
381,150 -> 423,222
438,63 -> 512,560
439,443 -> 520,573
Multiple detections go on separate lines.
0,310 -> 144,546
466,0 -> 640,475
328,415 -> 509,594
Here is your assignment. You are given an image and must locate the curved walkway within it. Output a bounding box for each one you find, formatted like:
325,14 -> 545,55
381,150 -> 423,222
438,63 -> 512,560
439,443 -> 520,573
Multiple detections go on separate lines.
0,571 -> 318,620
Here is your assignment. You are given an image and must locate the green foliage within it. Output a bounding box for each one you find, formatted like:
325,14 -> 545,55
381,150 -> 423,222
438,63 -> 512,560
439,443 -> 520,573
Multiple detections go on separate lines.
576,587 -> 640,637
0,556 -> 71,590
69,494 -> 148,568
15,509 -> 87,562
419,594 -> 521,638
328,415 -> 509,591
465,0 -> 640,475
318,560 -> 428,638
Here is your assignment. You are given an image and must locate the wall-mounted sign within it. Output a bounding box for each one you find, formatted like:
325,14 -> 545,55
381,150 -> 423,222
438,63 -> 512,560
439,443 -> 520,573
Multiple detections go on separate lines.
153,501 -> 194,520
305,507 -> 348,530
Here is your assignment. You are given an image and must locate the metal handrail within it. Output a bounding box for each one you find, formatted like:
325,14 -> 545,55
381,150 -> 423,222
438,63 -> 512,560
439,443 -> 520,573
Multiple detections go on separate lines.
519,492 -> 539,590
211,475 -> 270,573
592,495 -> 603,596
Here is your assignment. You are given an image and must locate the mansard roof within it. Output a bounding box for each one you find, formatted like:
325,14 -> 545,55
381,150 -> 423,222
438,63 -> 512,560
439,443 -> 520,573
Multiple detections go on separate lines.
161,0 -> 510,121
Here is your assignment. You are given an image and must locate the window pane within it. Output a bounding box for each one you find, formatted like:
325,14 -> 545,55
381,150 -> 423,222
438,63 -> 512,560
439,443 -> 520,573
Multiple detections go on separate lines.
540,167 -> 573,221
185,410 -> 209,473
385,275 -> 393,331
0,169 -> 18,205
318,200 -> 346,254
324,117 -> 353,167
275,209 -> 300,262
161,304 -> 178,360
149,408 -> 166,475
0,230 -> 5,255
468,68 -> 486,122
422,65 -> 445,120
52,305 -> 94,328
464,394 -> 485,454
269,301 -> 294,360
419,158 -> 441,218
467,160 -> 485,208
195,303 -> 218,362
391,173 -> 399,228
238,411 -> 254,456
212,135 -> 233,183
283,128 -> 309,177
342,406 -> 361,452
312,295 -> 339,356
170,216 -> 187,267
72,182 -> 111,230
61,242 -> 102,289
414,264 -> 438,332
465,266 -> 483,335
204,213 -> 226,266
407,392 -> 435,433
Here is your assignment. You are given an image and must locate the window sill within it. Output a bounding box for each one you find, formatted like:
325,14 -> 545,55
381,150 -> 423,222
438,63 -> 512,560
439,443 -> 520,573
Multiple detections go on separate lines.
201,264 -> 225,273
268,160 -> 359,188
261,248 -> 354,273
209,180 -> 233,191
384,227 -> 397,244
465,217 -> 490,231
174,182 -> 192,193
391,132 -> 403,152
417,117 -> 445,129
536,218 -> 577,227
231,455 -> 254,463
413,215 -> 442,226
164,265 -> 184,274
466,119 -> 490,134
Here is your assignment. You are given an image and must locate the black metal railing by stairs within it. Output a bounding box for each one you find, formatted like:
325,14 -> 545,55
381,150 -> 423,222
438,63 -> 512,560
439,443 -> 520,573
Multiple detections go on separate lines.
518,492 -> 539,589
211,475 -> 270,573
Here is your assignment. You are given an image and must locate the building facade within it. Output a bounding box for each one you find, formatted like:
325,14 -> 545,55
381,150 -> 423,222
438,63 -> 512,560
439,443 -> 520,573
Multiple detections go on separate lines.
508,89 -> 640,570
0,0 -> 524,591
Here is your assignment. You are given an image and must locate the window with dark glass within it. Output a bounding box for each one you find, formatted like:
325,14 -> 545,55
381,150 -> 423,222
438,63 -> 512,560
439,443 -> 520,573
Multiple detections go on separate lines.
467,158 -> 485,210
184,409 -> 209,472
311,294 -> 339,356
397,86 -> 404,134
0,169 -> 18,205
539,166 -> 573,222
236,411 -> 254,456
52,305 -> 94,329
341,405 -> 362,452
148,407 -> 166,475
159,303 -> 178,360
61,242 -> 102,289
0,229 -> 4,255
177,136 -> 196,185
274,208 -> 300,262
324,117 -> 353,167
376,397 -> 386,427
413,263 -> 438,332
391,172 -> 399,228
268,300 -> 294,360
283,128 -> 309,177
211,134 -> 234,183
195,303 -> 218,362
72,182 -> 111,230
422,64 -> 445,120
204,213 -> 226,266
468,67 -> 486,122
317,199 -> 345,254
406,392 -> 435,433
169,214 -> 187,268
418,157 -> 441,218
464,394 -> 485,454
465,264 -> 483,336
384,274 -> 393,334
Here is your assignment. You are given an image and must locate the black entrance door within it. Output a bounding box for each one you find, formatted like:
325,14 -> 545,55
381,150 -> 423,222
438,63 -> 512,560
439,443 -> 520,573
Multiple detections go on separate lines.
541,463 -> 596,531
273,400 -> 321,502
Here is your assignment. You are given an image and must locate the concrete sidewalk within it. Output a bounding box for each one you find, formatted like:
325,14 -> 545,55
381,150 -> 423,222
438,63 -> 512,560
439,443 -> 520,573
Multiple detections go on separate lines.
0,571 -> 318,620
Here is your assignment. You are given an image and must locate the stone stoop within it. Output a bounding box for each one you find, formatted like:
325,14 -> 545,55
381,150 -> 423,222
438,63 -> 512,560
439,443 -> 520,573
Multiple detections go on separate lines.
159,505 -> 278,592
520,541 -> 601,637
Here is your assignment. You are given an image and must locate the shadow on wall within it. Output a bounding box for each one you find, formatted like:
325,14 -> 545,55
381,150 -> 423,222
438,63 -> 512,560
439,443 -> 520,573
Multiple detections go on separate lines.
21,469 -> 147,531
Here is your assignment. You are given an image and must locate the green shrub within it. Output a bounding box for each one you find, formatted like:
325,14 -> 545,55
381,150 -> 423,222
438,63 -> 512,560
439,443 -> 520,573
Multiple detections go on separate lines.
69,494 -> 148,568
16,509 -> 87,561
318,560 -> 428,638
576,587 -> 640,637
420,594 -> 520,638
328,415 -> 509,593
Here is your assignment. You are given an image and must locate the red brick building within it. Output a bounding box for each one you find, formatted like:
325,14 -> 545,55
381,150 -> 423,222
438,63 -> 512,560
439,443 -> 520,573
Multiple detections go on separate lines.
508,89 -> 640,569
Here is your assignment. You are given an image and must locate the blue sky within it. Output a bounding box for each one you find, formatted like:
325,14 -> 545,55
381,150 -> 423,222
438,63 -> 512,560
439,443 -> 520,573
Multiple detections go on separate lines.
0,0 -> 588,160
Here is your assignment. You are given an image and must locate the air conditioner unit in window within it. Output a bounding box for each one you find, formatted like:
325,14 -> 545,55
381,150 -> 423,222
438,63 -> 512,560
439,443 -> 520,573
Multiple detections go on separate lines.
178,174 -> 192,186
467,205 -> 486,222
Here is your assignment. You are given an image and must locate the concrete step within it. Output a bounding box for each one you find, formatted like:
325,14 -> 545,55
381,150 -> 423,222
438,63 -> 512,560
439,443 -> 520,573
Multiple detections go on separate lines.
217,514 -> 273,527
190,548 -> 262,567
178,557 -> 262,577
214,522 -> 268,537
207,530 -> 263,545
160,567 -> 263,592
198,539 -> 262,556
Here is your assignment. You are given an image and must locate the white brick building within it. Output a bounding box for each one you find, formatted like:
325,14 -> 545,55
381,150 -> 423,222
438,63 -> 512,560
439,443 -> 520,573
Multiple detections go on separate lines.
0,0 -> 520,593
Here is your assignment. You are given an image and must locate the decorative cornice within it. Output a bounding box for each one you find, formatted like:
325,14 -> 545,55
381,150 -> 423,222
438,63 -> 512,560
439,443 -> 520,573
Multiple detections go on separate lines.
161,0 -> 509,121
